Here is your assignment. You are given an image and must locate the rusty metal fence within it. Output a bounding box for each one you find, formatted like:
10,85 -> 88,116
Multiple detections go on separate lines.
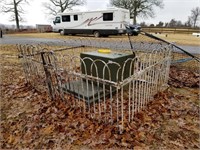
17,44 -> 47,91
17,34 -> 174,132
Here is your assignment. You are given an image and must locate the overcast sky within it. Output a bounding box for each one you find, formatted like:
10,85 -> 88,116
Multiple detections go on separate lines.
0,0 -> 199,26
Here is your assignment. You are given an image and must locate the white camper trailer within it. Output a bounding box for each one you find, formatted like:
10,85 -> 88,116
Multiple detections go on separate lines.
52,8 -> 130,37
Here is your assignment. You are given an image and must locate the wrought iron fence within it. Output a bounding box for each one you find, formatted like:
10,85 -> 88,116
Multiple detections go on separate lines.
17,34 -> 174,132
15,31 -> 199,131
17,44 -> 47,91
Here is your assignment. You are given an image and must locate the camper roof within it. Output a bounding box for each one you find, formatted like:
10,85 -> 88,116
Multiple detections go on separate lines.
58,7 -> 129,15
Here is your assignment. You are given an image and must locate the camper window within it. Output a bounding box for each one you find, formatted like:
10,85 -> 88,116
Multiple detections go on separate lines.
54,17 -> 61,24
103,13 -> 113,21
62,15 -> 71,22
74,15 -> 78,21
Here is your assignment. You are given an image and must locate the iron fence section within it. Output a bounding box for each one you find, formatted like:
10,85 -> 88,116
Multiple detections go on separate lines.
18,42 -> 171,132
17,33 -> 200,131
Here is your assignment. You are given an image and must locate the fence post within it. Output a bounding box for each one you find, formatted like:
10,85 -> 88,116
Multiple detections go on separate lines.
41,52 -> 55,100
0,29 -> 2,38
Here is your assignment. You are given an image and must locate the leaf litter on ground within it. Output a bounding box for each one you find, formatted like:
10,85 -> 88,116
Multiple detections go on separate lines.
1,45 -> 200,149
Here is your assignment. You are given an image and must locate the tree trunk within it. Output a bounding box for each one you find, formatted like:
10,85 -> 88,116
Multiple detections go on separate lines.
193,20 -> 196,28
14,0 -> 20,30
133,15 -> 137,24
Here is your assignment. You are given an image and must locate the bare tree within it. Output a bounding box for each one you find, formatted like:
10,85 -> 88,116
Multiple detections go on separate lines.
190,7 -> 200,27
168,19 -> 177,27
0,0 -> 29,30
167,19 -> 183,28
156,21 -> 164,27
185,17 -> 192,27
109,0 -> 164,24
43,0 -> 85,17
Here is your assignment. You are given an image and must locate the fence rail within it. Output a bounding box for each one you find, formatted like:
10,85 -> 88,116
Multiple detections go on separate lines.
142,27 -> 200,34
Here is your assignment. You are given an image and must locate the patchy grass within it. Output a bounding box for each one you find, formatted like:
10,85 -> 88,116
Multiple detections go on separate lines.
1,44 -> 199,149
154,33 -> 200,46
7,32 -> 200,46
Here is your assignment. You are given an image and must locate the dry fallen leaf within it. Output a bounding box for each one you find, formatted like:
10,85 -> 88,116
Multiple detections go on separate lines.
41,125 -> 55,135
1,45 -> 199,149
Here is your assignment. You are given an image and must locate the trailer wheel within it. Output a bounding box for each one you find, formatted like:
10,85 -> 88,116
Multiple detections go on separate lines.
60,30 -> 64,35
94,31 -> 100,38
